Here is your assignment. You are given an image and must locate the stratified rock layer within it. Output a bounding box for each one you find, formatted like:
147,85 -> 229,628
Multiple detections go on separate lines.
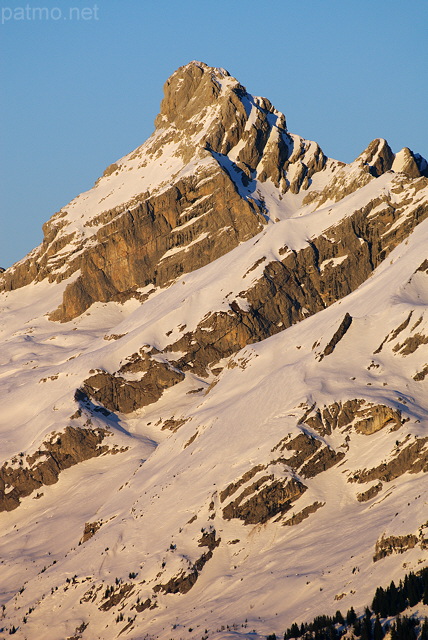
0,426 -> 112,512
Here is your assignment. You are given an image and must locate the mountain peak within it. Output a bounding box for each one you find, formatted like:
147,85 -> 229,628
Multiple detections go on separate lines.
154,60 -> 241,130
392,146 -> 428,178
356,139 -> 428,179
184,60 -> 231,79
356,137 -> 395,176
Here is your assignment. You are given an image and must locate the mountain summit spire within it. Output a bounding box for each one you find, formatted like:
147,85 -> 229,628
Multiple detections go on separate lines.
155,60 -> 239,129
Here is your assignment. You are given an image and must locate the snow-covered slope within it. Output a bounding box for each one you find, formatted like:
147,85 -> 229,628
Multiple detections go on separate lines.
1,62 -> 428,640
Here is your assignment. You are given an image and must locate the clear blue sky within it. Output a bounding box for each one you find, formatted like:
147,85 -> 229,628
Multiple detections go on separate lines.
1,0 -> 427,268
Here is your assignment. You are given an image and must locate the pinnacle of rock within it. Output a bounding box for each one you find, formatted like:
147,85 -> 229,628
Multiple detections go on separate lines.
356,138 -> 395,176
155,60 -> 240,130
392,146 -> 424,178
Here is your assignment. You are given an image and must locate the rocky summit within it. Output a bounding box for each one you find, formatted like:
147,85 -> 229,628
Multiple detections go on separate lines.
1,61 -> 428,640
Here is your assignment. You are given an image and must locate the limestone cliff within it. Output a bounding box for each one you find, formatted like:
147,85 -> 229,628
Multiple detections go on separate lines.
0,426 -> 117,512
0,61 -> 332,320
2,63 -> 427,332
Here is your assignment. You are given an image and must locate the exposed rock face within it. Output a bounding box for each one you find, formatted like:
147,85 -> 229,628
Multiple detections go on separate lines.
320,313 -> 353,360
66,621 -> 88,640
349,436 -> 428,484
153,550 -> 214,595
393,332 -> 428,356
356,482 -> 383,502
0,427 -> 112,512
279,432 -> 345,478
155,62 -> 236,132
153,530 -> 220,596
219,423 -> 346,528
80,520 -> 103,544
156,61 -> 327,191
198,528 -> 221,551
392,147 -> 425,178
302,400 -> 403,437
353,405 -> 402,435
82,354 -> 184,414
99,583 -> 134,611
164,186 -> 428,374
135,598 -> 153,613
283,501 -> 325,526
304,139 -> 427,208
375,311 -> 415,353
49,168 -> 264,322
219,465 -> 265,503
414,365 -> 428,381
358,138 -> 395,177
373,534 -> 420,562
222,476 -> 306,525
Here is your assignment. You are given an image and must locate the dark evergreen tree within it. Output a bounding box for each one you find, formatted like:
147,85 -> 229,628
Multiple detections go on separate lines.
391,615 -> 418,640
372,587 -> 388,618
402,615 -> 417,640
388,581 -> 400,616
373,615 -> 384,640
334,611 -> 344,625
346,607 -> 357,625
287,622 -> 300,639
390,621 -> 398,640
327,626 -> 337,640
360,608 -> 372,640
407,572 -> 422,607
353,619 -> 362,637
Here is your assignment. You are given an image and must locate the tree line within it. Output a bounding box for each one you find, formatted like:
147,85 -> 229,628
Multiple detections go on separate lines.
271,566 -> 428,640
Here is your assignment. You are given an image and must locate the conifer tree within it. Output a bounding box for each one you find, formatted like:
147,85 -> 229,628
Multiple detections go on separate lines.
360,608 -> 372,640
373,615 -> 384,640
334,611 -> 344,625
346,607 -> 357,625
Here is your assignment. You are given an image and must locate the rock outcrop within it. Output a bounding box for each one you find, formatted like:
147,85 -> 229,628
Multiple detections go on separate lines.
319,313 -> 353,360
47,168 -> 265,322
162,186 -> 428,375
302,400 -> 403,437
373,534 -> 420,562
80,520 -> 103,544
392,147 -> 428,178
222,476 -> 306,525
0,426 -> 113,512
304,139 -> 427,208
283,501 -> 325,526
82,353 -> 185,414
219,425 -> 345,527
349,436 -> 428,484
